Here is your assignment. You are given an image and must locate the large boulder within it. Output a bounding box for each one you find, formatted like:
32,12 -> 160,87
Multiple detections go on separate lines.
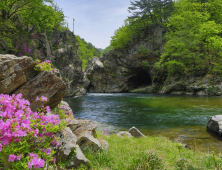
207,115 -> 222,135
0,54 -> 66,111
66,145 -> 90,169
54,127 -> 90,169
77,134 -> 101,152
67,119 -> 92,133
54,127 -> 77,162
14,71 -> 66,111
0,54 -> 37,94
72,120 -> 98,138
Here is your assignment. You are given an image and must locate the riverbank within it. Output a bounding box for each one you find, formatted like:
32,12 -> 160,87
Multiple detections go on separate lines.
77,131 -> 222,170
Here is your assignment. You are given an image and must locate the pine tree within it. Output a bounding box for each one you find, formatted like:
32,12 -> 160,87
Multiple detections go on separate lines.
128,0 -> 174,25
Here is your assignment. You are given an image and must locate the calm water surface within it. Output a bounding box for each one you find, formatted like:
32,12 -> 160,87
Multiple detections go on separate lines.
64,93 -> 222,154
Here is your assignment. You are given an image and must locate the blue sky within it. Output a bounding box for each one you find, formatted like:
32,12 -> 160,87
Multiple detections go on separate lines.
54,0 -> 132,49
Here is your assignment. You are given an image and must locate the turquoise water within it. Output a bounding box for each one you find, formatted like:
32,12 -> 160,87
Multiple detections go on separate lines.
64,93 -> 222,153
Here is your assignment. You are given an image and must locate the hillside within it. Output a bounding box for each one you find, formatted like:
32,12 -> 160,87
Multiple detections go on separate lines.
75,35 -> 101,70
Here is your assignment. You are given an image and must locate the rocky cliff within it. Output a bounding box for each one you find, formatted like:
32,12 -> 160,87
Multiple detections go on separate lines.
33,29 -> 89,97
85,23 -> 222,96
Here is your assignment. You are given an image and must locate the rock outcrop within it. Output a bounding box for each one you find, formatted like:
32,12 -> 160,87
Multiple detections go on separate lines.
85,23 -> 222,96
0,54 -> 66,111
35,29 -> 90,97
207,115 -> 222,135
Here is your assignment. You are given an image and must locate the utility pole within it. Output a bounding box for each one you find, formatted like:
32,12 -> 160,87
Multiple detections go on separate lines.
73,18 -> 75,35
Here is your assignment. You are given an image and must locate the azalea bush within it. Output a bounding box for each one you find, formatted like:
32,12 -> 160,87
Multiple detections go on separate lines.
0,93 -> 68,169
34,60 -> 54,72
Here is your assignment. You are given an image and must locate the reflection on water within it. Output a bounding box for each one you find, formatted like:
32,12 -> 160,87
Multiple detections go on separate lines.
64,93 -> 222,154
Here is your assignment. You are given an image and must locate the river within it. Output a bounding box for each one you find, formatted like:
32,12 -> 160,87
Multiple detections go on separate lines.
64,93 -> 222,154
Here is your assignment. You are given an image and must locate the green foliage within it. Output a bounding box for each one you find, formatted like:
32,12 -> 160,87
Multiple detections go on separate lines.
142,60 -> 150,67
155,0 -> 222,76
139,46 -> 149,58
101,45 -> 113,54
128,0 -> 175,24
0,0 -> 66,55
75,35 -> 101,70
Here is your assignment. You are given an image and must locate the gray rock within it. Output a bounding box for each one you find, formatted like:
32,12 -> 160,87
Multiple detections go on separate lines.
98,139 -> 109,151
207,115 -> 222,135
128,126 -> 146,138
77,134 -> 101,152
66,145 -> 90,169
117,131 -> 132,138
54,127 -> 77,162
67,119 -> 92,133
73,120 -> 98,138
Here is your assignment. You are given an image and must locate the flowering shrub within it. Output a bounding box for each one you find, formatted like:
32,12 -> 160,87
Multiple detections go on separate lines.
0,93 -> 67,169
34,60 -> 54,72
52,103 -> 73,120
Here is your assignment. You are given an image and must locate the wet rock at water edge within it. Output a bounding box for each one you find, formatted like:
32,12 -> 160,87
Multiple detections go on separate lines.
117,131 -> 133,138
207,115 -> 222,135
128,126 -> 146,138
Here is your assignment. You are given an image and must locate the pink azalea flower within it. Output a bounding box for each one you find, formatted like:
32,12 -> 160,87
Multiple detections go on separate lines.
36,96 -> 39,101
46,149 -> 50,155
17,154 -> 22,160
8,154 -> 17,162
52,157 -> 56,162
41,96 -> 47,101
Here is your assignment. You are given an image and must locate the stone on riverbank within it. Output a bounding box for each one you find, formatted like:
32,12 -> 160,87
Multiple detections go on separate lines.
129,126 -> 146,138
207,115 -> 222,135
117,131 -> 133,138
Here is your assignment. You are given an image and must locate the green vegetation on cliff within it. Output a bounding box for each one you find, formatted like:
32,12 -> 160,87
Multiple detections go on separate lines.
109,0 -> 222,77
0,0 -> 66,57
110,0 -> 174,50
78,131 -> 222,170
75,35 -> 101,70
101,45 -> 113,54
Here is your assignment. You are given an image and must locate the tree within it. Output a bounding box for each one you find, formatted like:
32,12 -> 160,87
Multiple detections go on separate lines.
155,0 -> 222,75
0,0 -> 65,54
128,0 -> 174,25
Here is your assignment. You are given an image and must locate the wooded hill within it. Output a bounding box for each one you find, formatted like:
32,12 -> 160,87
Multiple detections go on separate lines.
109,0 -> 222,77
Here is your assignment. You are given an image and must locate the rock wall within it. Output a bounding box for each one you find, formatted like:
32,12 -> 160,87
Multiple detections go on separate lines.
0,54 -> 66,111
84,23 -> 165,93
34,29 -> 89,97
85,24 -> 222,96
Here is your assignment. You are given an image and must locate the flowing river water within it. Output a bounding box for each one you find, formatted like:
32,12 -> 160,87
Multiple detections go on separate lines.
64,93 -> 222,154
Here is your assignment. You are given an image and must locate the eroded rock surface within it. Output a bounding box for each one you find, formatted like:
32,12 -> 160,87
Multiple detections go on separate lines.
15,71 -> 66,111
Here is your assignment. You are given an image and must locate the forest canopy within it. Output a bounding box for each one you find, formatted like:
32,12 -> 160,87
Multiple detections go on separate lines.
110,0 -> 222,76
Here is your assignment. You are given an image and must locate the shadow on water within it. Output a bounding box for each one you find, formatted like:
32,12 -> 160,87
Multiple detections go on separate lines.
64,93 -> 222,154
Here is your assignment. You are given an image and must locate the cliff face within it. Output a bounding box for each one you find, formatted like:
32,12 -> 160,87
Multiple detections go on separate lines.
34,29 -> 89,97
84,23 -> 165,93
85,24 -> 222,96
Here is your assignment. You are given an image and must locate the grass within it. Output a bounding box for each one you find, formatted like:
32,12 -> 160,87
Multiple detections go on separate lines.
76,131 -> 222,170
